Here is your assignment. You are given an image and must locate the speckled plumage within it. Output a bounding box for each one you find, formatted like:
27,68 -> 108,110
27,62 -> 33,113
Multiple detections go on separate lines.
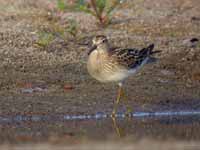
87,35 -> 159,115
87,35 -> 155,83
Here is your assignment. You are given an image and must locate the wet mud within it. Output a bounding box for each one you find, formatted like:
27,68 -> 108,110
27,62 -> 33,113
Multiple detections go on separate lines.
0,0 -> 200,147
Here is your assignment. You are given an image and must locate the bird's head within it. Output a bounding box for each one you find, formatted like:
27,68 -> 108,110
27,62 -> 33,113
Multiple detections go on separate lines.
88,35 -> 109,55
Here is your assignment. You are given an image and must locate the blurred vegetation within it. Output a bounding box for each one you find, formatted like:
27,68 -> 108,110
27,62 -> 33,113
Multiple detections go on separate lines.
35,19 -> 78,48
36,31 -> 54,48
57,0 -> 125,27
66,19 -> 78,38
36,0 -> 125,46
36,0 -> 125,47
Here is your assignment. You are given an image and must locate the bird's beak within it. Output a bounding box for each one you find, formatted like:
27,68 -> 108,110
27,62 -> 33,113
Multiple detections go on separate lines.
88,44 -> 97,55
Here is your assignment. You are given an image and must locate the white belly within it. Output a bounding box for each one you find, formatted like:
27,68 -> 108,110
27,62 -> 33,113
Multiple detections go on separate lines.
99,69 -> 130,82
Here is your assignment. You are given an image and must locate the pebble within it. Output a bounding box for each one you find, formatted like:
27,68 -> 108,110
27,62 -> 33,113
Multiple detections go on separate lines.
160,69 -> 175,76
21,87 -> 48,94
182,38 -> 199,48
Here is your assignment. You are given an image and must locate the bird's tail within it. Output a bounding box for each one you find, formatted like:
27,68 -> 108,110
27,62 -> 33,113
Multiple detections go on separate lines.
140,44 -> 161,56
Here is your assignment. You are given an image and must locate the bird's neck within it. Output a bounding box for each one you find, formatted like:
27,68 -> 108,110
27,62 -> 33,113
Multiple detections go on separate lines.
97,43 -> 110,54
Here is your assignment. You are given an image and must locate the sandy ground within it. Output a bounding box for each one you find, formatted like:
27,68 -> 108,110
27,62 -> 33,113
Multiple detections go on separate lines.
0,0 -> 200,148
1,140 -> 200,150
0,0 -> 200,115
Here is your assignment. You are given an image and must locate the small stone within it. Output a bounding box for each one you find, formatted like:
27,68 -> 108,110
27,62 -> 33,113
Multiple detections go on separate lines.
33,87 -> 48,92
192,72 -> 200,81
182,38 -> 199,48
160,69 -> 174,76
64,84 -> 74,91
21,88 -> 34,94
191,16 -> 200,21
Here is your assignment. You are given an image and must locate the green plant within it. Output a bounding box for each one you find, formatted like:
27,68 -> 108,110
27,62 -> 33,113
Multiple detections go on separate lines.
35,19 -> 78,47
36,31 -> 54,48
57,0 -> 67,11
57,0 -> 125,26
53,19 -> 78,39
66,19 -> 78,37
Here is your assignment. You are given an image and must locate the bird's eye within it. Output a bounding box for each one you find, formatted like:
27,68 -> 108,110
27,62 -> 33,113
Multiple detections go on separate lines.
102,39 -> 106,43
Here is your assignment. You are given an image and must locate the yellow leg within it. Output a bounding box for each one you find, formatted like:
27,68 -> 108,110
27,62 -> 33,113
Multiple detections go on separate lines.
112,85 -> 122,115
112,83 -> 132,116
121,90 -> 132,116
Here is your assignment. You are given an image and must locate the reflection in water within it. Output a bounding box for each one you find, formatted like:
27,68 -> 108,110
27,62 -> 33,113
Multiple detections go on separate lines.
112,117 -> 129,138
0,110 -> 200,124
1,109 -> 200,142
112,117 -> 122,137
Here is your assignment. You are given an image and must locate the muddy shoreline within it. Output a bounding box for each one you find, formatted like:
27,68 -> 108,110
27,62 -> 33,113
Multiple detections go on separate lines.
0,0 -> 200,146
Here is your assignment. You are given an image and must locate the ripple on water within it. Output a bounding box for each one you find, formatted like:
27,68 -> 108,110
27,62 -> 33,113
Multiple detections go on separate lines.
0,109 -> 200,124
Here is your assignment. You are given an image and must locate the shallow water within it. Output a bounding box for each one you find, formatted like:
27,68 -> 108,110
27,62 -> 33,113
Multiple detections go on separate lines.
1,110 -> 200,124
1,103 -> 200,143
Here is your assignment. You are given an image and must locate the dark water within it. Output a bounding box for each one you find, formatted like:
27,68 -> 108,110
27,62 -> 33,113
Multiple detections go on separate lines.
1,104 -> 200,143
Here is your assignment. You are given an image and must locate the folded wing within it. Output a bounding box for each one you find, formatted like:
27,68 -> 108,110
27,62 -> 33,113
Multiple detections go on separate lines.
109,44 -> 156,69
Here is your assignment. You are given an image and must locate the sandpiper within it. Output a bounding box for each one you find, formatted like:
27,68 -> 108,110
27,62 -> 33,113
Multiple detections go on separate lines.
87,35 -> 159,115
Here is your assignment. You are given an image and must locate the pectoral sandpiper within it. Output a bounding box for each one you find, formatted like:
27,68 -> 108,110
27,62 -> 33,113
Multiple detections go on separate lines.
87,35 -> 160,116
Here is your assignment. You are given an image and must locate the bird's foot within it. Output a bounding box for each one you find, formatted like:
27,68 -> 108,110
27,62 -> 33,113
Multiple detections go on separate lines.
125,106 -> 132,117
111,110 -> 117,118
